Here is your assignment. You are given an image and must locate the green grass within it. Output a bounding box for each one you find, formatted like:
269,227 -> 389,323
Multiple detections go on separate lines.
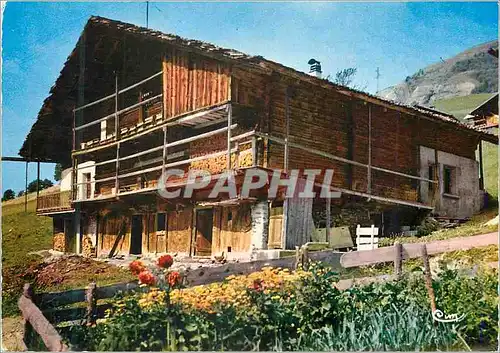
481,139 -> 498,200
337,244 -> 498,280
2,199 -> 52,267
379,206 -> 498,247
433,93 -> 494,119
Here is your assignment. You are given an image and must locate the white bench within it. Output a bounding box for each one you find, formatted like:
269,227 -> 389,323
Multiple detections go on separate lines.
356,224 -> 379,251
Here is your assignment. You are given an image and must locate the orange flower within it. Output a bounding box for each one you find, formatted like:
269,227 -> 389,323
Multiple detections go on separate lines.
138,271 -> 156,285
167,271 -> 181,287
129,260 -> 146,275
158,255 -> 174,269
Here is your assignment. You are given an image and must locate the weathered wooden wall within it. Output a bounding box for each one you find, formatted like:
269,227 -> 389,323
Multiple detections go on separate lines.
163,48 -> 231,119
166,207 -> 193,255
212,205 -> 252,254
259,74 -> 481,204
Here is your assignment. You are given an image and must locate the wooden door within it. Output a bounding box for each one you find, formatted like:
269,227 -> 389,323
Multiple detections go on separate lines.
195,209 -> 213,256
130,215 -> 143,255
268,206 -> 283,249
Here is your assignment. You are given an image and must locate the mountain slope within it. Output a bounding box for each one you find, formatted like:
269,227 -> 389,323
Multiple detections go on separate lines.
378,41 -> 498,106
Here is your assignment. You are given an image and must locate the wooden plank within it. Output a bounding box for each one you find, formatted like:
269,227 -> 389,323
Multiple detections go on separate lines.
18,295 -> 68,351
184,250 -> 343,287
340,232 -> 497,268
421,244 -> 437,314
39,281 -> 139,309
43,303 -> 113,325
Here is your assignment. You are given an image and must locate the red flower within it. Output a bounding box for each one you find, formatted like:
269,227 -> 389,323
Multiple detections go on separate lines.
252,279 -> 264,291
129,260 -> 146,275
167,271 -> 181,287
157,255 -> 174,269
138,271 -> 156,285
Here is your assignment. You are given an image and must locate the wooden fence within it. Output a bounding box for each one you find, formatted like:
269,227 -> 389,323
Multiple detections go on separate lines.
340,232 -> 497,268
19,231 -> 497,351
18,282 -> 141,351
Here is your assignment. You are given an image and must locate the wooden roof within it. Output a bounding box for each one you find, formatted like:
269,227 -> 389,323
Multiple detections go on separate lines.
20,16 -> 498,163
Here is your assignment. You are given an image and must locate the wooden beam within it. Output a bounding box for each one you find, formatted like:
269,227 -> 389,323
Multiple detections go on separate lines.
345,102 -> 354,188
36,161 -> 40,201
433,148 -> 440,209
478,141 -> 484,190
255,132 -> 437,184
340,232 -> 497,268
227,104 -> 232,170
18,284 -> 68,351
284,87 -> 290,171
368,104 -> 372,194
24,161 -> 28,213
72,102 -> 230,156
162,126 -> 167,177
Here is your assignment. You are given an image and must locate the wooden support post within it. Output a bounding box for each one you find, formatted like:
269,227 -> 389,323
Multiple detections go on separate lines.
85,282 -> 97,326
325,197 -> 331,243
251,136 -> 257,167
368,104 -> 372,196
394,242 -> 403,279
227,104 -> 232,171
284,88 -> 290,171
19,283 -> 68,351
162,126 -> 167,176
162,57 -> 168,119
433,149 -> 440,209
478,141 -> 484,190
114,74 -> 120,196
22,284 -> 35,348
115,144 -> 120,196
36,161 -> 40,201
420,244 -> 437,314
72,109 -> 76,151
294,246 -> 301,269
24,161 -> 28,213
114,73 -> 119,140
235,140 -> 240,169
301,245 -> 309,270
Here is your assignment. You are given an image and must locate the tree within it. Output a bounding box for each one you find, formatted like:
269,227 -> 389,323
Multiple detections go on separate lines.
2,189 -> 15,201
17,190 -> 25,198
327,67 -> 367,91
54,163 -> 63,182
27,179 -> 53,193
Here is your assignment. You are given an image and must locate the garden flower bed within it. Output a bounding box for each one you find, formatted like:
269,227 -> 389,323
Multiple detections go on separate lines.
62,255 -> 498,351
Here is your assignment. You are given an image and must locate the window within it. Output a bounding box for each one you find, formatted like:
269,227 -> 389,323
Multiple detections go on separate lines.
157,213 -> 166,232
443,165 -> 456,195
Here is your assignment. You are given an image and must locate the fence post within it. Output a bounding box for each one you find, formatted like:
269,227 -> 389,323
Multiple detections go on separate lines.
420,244 -> 437,315
22,283 -> 35,348
394,242 -> 403,279
85,282 -> 97,326
295,246 -> 301,269
301,245 -> 309,270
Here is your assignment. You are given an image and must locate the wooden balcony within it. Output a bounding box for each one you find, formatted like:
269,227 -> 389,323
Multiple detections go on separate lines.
36,191 -> 73,215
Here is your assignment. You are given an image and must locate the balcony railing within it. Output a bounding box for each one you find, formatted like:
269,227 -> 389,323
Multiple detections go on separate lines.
36,191 -> 73,214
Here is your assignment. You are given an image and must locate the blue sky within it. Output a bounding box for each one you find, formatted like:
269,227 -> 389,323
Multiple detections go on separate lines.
2,1 -> 498,194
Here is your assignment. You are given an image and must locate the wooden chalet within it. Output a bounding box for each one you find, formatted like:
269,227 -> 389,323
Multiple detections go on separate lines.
20,17 -> 498,258
464,93 -> 499,131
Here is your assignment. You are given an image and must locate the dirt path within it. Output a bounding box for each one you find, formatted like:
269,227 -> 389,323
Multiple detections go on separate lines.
2,316 -> 25,351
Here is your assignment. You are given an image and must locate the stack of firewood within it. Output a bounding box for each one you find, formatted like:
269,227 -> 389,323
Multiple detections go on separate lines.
53,232 -> 66,252
82,235 -> 96,258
